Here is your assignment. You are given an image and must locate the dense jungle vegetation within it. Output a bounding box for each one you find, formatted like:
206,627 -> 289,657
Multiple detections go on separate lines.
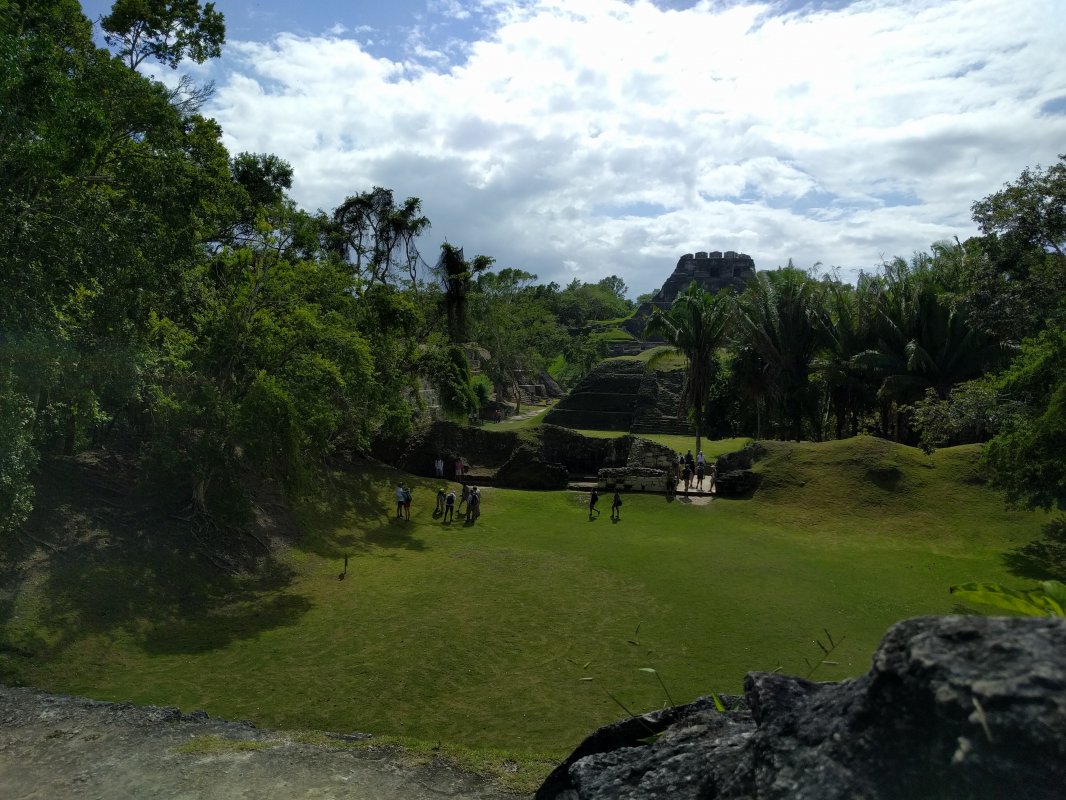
2,0 -> 1066,538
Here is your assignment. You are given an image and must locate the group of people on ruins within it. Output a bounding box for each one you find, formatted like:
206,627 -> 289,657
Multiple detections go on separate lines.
676,449 -> 714,495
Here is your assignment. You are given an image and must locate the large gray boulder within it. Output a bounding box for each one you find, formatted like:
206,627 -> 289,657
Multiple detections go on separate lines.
537,615 -> 1066,799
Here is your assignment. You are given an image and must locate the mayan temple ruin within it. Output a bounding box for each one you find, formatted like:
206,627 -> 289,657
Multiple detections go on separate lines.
542,249 -> 758,436
623,249 -> 756,339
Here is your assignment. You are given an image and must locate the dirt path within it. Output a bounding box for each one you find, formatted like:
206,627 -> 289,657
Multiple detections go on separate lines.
0,686 -> 525,800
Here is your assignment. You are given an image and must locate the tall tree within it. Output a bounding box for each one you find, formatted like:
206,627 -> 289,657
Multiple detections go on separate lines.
101,0 -> 225,70
733,267 -> 822,441
330,187 -> 430,288
645,281 -> 732,454
0,0 -> 233,529
435,243 -> 493,343
858,253 -> 1002,441
972,155 -> 1066,262
814,274 -> 878,439
984,325 -> 1066,510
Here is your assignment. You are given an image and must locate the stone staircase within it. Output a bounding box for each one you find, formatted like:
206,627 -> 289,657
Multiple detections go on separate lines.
544,355 -> 699,437
629,368 -> 696,436
543,359 -> 644,431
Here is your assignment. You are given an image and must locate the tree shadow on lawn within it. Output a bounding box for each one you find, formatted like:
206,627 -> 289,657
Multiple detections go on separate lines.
294,466 -> 430,558
1001,517 -> 1066,583
10,460 -> 312,665
32,528 -> 311,657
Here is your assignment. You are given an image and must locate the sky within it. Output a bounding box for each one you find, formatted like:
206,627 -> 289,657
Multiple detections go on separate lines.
78,0 -> 1066,297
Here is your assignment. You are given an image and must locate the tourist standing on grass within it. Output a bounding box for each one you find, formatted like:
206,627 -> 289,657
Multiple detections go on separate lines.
470,487 -> 481,521
402,483 -> 412,520
589,487 -> 600,518
458,483 -> 470,516
435,488 -> 446,514
395,482 -> 406,519
444,489 -> 456,522
611,489 -> 622,520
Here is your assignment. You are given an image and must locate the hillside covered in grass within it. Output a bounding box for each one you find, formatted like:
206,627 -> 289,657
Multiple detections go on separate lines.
0,435 -> 1048,789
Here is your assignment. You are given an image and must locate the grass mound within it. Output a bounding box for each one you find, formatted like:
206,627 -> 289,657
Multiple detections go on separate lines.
0,437 -> 1049,791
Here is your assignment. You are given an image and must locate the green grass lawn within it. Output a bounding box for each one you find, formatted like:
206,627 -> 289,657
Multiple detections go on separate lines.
0,436 -> 1050,791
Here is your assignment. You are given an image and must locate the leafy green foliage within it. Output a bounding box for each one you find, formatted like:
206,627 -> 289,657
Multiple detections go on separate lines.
0,379 -> 38,535
646,281 -> 731,452
102,0 -> 226,70
329,187 -> 430,288
733,266 -> 822,441
420,339 -> 478,418
984,325 -> 1066,510
971,154 -> 1066,262
950,581 -> 1066,617
470,270 -> 569,408
549,277 -> 633,327
909,380 -> 1014,454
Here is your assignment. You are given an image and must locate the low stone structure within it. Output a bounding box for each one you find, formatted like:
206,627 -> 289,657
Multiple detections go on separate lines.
536,615 -> 1066,800
376,421 -> 632,490
597,437 -> 679,492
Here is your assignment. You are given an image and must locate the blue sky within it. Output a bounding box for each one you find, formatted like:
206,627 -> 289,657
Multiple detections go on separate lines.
78,0 -> 1066,296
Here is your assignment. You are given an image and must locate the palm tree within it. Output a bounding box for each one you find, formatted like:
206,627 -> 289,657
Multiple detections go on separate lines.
814,274 -> 879,439
858,255 -> 1003,441
645,281 -> 732,454
733,267 -> 822,441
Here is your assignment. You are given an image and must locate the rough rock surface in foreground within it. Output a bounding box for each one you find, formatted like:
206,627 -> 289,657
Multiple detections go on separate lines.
537,616 -> 1066,799
0,686 -> 520,800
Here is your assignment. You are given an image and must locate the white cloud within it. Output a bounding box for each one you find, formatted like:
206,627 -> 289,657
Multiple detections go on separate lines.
206,0 -> 1066,295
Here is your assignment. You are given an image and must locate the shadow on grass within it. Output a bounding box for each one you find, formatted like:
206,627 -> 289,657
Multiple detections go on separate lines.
1001,517 -> 1066,582
866,466 -> 903,490
294,464 -> 429,558
33,528 -> 308,657
4,457 -> 313,669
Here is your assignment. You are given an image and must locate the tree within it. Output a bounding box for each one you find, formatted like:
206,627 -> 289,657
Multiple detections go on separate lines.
435,243 -> 493,343
0,0 -> 237,526
984,324 -> 1066,510
469,272 -> 567,412
814,274 -> 878,439
972,155 -> 1066,262
733,267 -> 822,441
101,0 -> 226,70
597,275 -> 629,302
330,187 -> 430,288
645,281 -> 732,454
857,253 -> 1002,441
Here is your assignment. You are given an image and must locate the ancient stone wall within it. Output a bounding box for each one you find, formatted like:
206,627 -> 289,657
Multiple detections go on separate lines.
596,437 -> 678,492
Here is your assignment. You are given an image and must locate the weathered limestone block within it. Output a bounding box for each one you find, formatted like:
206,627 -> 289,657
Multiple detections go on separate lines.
537,616 -> 1066,800
597,437 -> 678,491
